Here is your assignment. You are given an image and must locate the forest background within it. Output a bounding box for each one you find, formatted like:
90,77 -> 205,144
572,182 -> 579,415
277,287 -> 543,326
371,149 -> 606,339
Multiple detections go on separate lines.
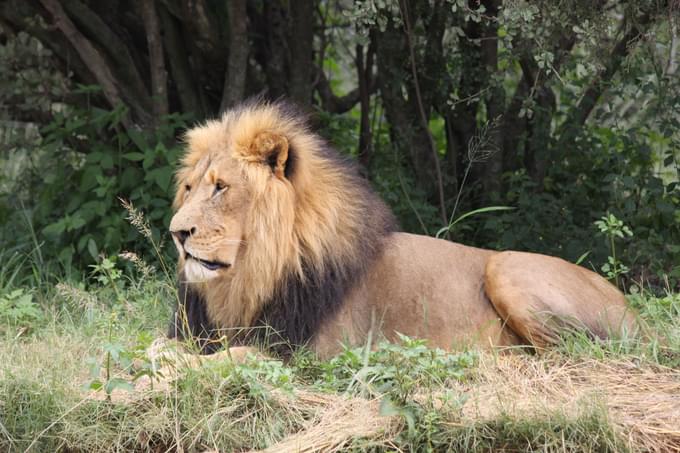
0,0 -> 678,289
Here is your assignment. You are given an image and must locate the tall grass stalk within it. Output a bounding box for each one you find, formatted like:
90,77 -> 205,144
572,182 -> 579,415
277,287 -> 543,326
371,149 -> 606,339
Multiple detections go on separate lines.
119,198 -> 174,283
436,117 -> 514,239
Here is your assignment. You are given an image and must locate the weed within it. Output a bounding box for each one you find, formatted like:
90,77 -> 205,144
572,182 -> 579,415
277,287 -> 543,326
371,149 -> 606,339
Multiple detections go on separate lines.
314,333 -> 476,402
595,213 -> 633,289
85,314 -> 159,399
0,288 -> 42,332
89,255 -> 123,303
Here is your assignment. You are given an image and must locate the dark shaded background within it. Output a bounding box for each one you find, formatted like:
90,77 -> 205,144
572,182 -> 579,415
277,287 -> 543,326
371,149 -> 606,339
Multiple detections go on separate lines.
0,0 -> 678,289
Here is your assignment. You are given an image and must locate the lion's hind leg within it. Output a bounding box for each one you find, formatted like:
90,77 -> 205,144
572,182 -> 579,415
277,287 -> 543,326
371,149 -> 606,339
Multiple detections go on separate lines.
484,251 -> 638,349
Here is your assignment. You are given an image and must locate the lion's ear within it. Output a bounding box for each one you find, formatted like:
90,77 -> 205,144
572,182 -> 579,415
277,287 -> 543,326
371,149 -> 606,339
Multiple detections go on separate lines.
250,131 -> 289,179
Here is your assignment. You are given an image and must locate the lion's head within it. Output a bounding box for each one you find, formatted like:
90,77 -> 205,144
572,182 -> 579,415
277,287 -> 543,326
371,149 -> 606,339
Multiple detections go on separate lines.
170,101 -> 395,352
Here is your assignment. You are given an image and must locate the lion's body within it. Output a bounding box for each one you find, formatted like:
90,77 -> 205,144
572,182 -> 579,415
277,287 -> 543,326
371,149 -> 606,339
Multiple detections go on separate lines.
168,100 -> 637,358
312,232 -> 635,357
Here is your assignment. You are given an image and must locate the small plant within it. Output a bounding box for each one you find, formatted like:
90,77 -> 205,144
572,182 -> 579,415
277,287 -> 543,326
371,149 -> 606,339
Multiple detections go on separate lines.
89,255 -> 124,302
86,313 -> 157,400
236,356 -> 297,397
0,288 -> 42,329
594,213 -> 633,289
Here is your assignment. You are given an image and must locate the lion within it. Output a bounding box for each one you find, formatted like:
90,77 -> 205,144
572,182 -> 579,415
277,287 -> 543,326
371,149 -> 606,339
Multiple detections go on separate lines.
166,100 -> 637,360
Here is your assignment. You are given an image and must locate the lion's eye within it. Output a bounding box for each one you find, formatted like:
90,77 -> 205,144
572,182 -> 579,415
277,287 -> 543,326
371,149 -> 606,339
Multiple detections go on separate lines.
213,181 -> 228,196
184,184 -> 191,192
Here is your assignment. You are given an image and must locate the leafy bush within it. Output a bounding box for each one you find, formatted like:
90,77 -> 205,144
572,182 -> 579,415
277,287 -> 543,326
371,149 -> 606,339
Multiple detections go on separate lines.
471,123 -> 680,290
2,100 -> 188,274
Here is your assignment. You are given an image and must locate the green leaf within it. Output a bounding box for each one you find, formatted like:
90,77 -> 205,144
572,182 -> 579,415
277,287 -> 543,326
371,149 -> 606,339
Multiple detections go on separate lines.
379,397 -> 415,434
103,342 -> 125,361
104,378 -> 134,394
86,151 -> 104,164
101,154 -> 114,170
575,251 -> 591,265
123,152 -> 146,161
127,128 -> 149,151
437,206 -> 515,238
87,238 -> 98,261
43,220 -> 66,236
153,167 -> 173,191
69,215 -> 86,231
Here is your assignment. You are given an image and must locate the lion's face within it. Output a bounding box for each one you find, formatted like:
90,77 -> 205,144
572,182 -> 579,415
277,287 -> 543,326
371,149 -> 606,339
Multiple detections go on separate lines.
170,152 -> 252,282
170,103 -> 294,284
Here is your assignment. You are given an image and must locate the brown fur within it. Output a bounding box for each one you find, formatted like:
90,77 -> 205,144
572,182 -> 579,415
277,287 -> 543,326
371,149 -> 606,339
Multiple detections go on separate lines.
168,100 -> 638,358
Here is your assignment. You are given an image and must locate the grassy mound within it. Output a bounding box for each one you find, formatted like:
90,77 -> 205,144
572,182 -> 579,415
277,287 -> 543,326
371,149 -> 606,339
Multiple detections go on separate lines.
1,274 -> 679,452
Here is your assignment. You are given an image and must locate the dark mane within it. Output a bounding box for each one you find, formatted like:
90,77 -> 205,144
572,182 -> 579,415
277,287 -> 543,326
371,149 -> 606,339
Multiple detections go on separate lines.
168,275 -> 221,354
241,150 -> 395,356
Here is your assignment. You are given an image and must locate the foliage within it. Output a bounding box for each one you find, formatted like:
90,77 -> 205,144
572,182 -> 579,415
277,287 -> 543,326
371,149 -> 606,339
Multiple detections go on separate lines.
85,313 -> 157,400
314,333 -> 475,402
2,101 -> 188,274
0,288 -> 42,331
473,123 -> 680,289
0,2 -> 678,291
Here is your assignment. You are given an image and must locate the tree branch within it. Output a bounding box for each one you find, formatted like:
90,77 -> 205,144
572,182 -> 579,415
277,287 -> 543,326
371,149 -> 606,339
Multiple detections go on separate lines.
40,0 -> 129,125
356,42 -> 374,168
399,0 -> 447,225
314,69 -> 368,113
288,0 -> 315,104
0,0 -> 96,87
39,0 -> 150,128
480,0 -> 503,195
61,0 -> 149,106
262,0 -> 288,98
560,12 -> 654,136
177,0 -> 221,61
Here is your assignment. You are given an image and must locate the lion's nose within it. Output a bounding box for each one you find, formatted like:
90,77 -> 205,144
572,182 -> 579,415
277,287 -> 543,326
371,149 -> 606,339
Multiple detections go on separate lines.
171,227 -> 196,245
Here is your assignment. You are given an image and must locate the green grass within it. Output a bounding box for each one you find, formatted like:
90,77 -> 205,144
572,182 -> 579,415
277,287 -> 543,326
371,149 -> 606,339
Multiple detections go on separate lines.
1,260 -> 679,452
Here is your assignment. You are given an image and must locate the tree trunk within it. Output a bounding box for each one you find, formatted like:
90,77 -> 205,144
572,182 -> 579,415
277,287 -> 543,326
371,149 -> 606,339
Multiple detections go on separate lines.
263,0 -> 288,99
375,22 -> 441,212
481,0 -> 503,196
288,0 -> 314,104
140,0 -> 169,121
356,43 -> 374,169
61,0 -> 149,108
159,4 -> 205,118
220,0 -> 248,111
39,0 -> 152,128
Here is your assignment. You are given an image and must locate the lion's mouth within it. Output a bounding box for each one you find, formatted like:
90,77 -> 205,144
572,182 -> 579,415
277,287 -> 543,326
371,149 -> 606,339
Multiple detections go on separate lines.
185,252 -> 231,271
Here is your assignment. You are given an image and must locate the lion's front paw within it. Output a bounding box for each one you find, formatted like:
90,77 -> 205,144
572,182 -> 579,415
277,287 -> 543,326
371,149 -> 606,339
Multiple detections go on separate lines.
137,339 -> 263,387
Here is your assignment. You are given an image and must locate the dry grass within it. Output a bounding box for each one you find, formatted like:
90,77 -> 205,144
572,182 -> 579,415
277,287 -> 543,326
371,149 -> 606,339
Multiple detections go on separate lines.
253,392 -> 398,453
456,353 -> 680,452
236,352 -> 680,452
4,329 -> 680,452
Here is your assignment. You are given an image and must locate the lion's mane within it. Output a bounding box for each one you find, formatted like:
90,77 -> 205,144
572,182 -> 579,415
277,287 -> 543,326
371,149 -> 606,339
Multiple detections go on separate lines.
169,101 -> 396,355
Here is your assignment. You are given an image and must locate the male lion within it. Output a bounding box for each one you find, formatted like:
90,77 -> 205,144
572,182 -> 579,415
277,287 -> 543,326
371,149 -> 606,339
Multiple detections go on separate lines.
167,100 -> 636,359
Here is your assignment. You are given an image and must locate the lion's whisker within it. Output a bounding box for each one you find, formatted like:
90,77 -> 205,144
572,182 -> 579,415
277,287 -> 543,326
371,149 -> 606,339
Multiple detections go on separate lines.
213,238 -> 247,246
